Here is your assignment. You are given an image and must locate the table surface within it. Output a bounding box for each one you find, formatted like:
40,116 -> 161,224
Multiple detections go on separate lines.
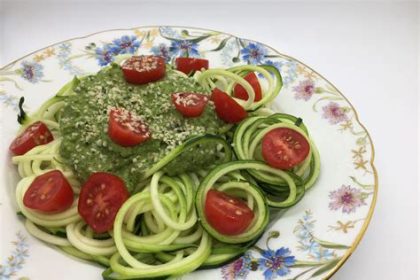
1,1 -> 418,279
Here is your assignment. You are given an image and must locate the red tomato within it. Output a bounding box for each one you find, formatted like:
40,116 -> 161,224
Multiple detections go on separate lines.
175,57 -> 209,75
108,108 -> 150,147
9,121 -> 54,155
78,172 -> 129,233
211,88 -> 247,123
262,128 -> 310,170
23,170 -> 74,213
121,56 -> 165,85
205,189 -> 254,235
171,92 -> 208,118
233,72 -> 262,102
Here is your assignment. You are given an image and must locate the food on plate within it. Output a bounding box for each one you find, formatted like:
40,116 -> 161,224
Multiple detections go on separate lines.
10,54 -> 320,279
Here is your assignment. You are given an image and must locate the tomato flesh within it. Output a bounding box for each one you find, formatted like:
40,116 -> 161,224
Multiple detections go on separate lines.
122,55 -> 165,85
211,88 -> 247,123
171,92 -> 208,118
175,57 -> 209,75
205,189 -> 254,235
78,172 -> 129,233
10,121 -> 54,155
262,127 -> 310,170
233,72 -> 262,102
23,170 -> 74,213
108,108 -> 150,147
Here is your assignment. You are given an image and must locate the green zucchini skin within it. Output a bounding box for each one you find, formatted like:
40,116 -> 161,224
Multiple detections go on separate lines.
195,161 -> 272,244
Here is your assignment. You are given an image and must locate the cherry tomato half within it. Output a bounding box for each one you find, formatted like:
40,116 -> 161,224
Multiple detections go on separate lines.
211,88 -> 247,123
262,127 -> 310,170
23,170 -> 74,213
78,172 -> 129,233
108,108 -> 150,147
233,72 -> 262,102
10,121 -> 54,155
205,189 -> 254,235
171,92 -> 208,118
175,57 -> 209,75
122,55 -> 165,85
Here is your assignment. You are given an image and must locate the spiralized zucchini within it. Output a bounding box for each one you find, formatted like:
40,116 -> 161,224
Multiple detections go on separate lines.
11,62 -> 320,279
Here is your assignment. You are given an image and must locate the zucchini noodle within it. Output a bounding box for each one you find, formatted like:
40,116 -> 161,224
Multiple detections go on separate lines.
11,61 -> 320,279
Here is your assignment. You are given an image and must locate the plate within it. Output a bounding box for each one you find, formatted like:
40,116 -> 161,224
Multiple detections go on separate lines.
0,26 -> 377,280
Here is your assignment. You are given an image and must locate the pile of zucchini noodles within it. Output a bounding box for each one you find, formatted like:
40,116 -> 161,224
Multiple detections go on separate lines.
11,61 -> 320,279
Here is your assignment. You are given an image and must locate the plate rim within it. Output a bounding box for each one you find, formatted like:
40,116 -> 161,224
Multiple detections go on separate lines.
0,25 -> 378,279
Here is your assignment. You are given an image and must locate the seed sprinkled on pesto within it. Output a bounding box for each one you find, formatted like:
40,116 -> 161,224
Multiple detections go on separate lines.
59,63 -> 226,191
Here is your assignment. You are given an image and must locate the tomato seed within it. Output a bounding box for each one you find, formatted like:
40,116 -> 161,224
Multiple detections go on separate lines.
235,210 -> 243,215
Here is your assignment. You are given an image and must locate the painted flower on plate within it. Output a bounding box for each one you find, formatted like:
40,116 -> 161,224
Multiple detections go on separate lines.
19,61 -> 43,83
59,42 -> 71,54
329,185 -> 366,213
293,79 -> 315,101
299,240 -> 335,261
0,232 -> 29,279
322,102 -> 348,124
258,60 -> 283,78
312,247 -> 335,261
282,60 -> 298,87
95,44 -> 118,66
112,35 -> 140,54
159,26 -> 183,39
221,252 -> 253,280
169,40 -> 199,57
241,43 -> 267,64
294,211 -> 315,240
257,247 -> 296,280
151,43 -> 171,62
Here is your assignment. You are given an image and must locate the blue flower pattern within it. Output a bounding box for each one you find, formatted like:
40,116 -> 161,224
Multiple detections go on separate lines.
241,43 -> 267,64
258,60 -> 283,78
258,248 -> 296,280
294,211 -> 336,261
57,43 -> 85,75
159,26 -> 183,39
281,59 -> 298,87
112,35 -> 141,55
169,40 -> 200,57
0,232 -> 29,280
0,93 -> 20,111
151,43 -> 171,62
95,44 -> 119,66
19,61 -> 43,83
95,35 -> 141,66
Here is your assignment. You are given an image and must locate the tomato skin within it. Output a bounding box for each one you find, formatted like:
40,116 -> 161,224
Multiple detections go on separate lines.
122,56 -> 165,85
204,189 -> 254,236
108,108 -> 150,147
233,72 -> 262,102
78,172 -> 129,233
23,170 -> 74,213
262,128 -> 310,170
175,57 -> 209,75
171,92 -> 208,118
211,88 -> 247,124
10,121 -> 54,155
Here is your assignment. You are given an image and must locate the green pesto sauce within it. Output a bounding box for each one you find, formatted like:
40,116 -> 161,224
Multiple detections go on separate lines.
59,64 -> 226,191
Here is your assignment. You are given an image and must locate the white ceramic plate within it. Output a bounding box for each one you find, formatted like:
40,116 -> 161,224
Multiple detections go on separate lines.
0,26 -> 377,280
